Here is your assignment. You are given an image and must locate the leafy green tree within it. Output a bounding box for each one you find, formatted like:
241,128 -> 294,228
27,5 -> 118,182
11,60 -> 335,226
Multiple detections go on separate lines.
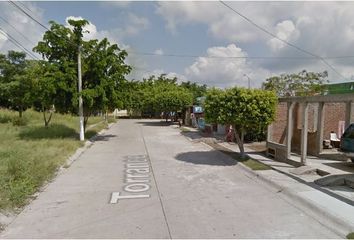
122,74 -> 193,119
203,87 -> 225,124
140,74 -> 193,120
0,51 -> 33,117
205,87 -> 277,157
154,86 -> 193,121
180,81 -> 207,103
34,19 -> 131,129
30,61 -> 62,127
80,37 -> 131,127
262,70 -> 328,96
33,20 -> 79,114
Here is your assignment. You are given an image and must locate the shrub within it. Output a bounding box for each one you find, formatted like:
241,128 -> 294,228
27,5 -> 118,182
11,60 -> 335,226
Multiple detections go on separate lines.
12,116 -> 28,126
0,115 -> 12,123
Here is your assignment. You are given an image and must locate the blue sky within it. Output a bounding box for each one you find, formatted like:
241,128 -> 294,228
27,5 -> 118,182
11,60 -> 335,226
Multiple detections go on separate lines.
1,1 -> 354,88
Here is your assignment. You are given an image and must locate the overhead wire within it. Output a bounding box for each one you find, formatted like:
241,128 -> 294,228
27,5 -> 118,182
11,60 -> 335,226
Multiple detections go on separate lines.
0,15 -> 36,46
5,0 -> 353,81
9,1 -> 49,32
218,1 -> 348,80
128,51 -> 354,60
0,27 -> 40,60
17,1 -> 36,15
8,1 -> 78,49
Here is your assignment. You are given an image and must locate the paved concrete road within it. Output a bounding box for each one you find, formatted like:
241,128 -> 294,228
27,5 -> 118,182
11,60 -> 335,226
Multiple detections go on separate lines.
1,119 -> 341,238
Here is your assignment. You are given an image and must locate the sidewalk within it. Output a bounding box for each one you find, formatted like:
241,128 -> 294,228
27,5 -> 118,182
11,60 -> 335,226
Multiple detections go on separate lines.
181,127 -> 354,237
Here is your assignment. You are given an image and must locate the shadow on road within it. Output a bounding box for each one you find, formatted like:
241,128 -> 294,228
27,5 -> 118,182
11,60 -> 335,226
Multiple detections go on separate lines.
136,121 -> 177,127
175,151 -> 237,166
90,134 -> 117,142
323,162 -> 354,174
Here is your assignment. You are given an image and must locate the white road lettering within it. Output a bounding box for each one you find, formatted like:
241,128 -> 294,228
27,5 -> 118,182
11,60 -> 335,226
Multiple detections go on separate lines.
110,192 -> 149,204
124,183 -> 150,193
110,155 -> 152,204
126,168 -> 150,174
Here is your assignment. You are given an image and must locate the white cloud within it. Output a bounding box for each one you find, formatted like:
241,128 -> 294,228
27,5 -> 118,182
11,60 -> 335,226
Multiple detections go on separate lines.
101,1 -> 131,9
64,14 -> 147,50
156,2 -> 274,42
154,48 -> 164,55
185,44 -> 271,88
0,2 -> 44,58
65,16 -> 98,41
268,20 -> 299,51
98,13 -> 149,44
129,68 -> 186,83
156,2 -> 354,81
0,30 -> 8,49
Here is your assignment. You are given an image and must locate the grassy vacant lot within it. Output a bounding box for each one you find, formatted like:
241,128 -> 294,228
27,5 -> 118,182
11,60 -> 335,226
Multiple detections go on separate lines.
0,109 -> 114,211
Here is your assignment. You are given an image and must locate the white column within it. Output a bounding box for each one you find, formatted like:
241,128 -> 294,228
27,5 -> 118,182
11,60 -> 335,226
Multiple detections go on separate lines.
301,102 -> 309,165
286,102 -> 295,158
316,102 -> 324,156
267,123 -> 273,143
345,101 -> 353,128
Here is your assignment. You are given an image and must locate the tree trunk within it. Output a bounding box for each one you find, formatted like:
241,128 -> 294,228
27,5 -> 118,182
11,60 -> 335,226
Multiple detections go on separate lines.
234,125 -> 246,158
84,116 -> 89,132
104,111 -> 108,124
42,107 -> 53,127
19,107 -> 23,118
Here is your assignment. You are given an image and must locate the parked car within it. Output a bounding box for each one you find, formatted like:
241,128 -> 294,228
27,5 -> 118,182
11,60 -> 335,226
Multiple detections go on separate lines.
340,123 -> 354,162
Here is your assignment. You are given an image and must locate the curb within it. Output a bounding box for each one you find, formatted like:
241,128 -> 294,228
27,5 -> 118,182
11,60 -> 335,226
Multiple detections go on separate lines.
60,122 -> 115,170
180,129 -> 353,238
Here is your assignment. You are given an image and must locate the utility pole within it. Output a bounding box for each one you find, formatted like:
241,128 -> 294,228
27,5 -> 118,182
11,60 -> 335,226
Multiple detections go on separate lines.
243,74 -> 251,89
78,45 -> 84,141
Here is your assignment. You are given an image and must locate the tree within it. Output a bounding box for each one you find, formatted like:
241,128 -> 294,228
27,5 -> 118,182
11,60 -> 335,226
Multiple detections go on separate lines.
180,81 -> 207,104
263,70 -> 329,97
205,87 -> 277,157
79,37 -> 131,127
121,74 -> 194,120
0,51 -> 33,117
140,74 -> 193,120
154,86 -> 193,121
262,70 -> 328,97
34,19 -> 131,130
31,61 -> 62,127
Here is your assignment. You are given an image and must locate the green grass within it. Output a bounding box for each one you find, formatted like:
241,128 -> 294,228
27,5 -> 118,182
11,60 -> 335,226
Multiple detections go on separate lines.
0,108 -> 109,211
347,232 -> 354,239
180,127 -> 191,132
237,157 -> 271,171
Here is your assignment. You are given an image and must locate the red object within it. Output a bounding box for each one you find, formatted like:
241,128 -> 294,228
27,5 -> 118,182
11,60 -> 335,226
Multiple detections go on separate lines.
225,125 -> 234,142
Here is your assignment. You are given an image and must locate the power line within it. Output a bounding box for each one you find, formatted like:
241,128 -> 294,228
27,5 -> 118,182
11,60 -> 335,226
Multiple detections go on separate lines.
0,27 -> 39,60
17,1 -> 36,15
0,15 -> 36,46
218,1 -> 347,80
128,51 -> 354,60
8,0 -> 79,58
9,1 -> 49,32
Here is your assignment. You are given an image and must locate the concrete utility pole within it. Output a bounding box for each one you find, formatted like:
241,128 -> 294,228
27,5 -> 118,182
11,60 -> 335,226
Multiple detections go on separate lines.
78,45 -> 84,141
243,74 -> 251,89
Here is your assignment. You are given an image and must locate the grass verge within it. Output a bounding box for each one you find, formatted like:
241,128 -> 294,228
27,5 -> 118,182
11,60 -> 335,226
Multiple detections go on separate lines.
347,232 -> 354,239
0,109 -> 110,211
180,127 -> 191,132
